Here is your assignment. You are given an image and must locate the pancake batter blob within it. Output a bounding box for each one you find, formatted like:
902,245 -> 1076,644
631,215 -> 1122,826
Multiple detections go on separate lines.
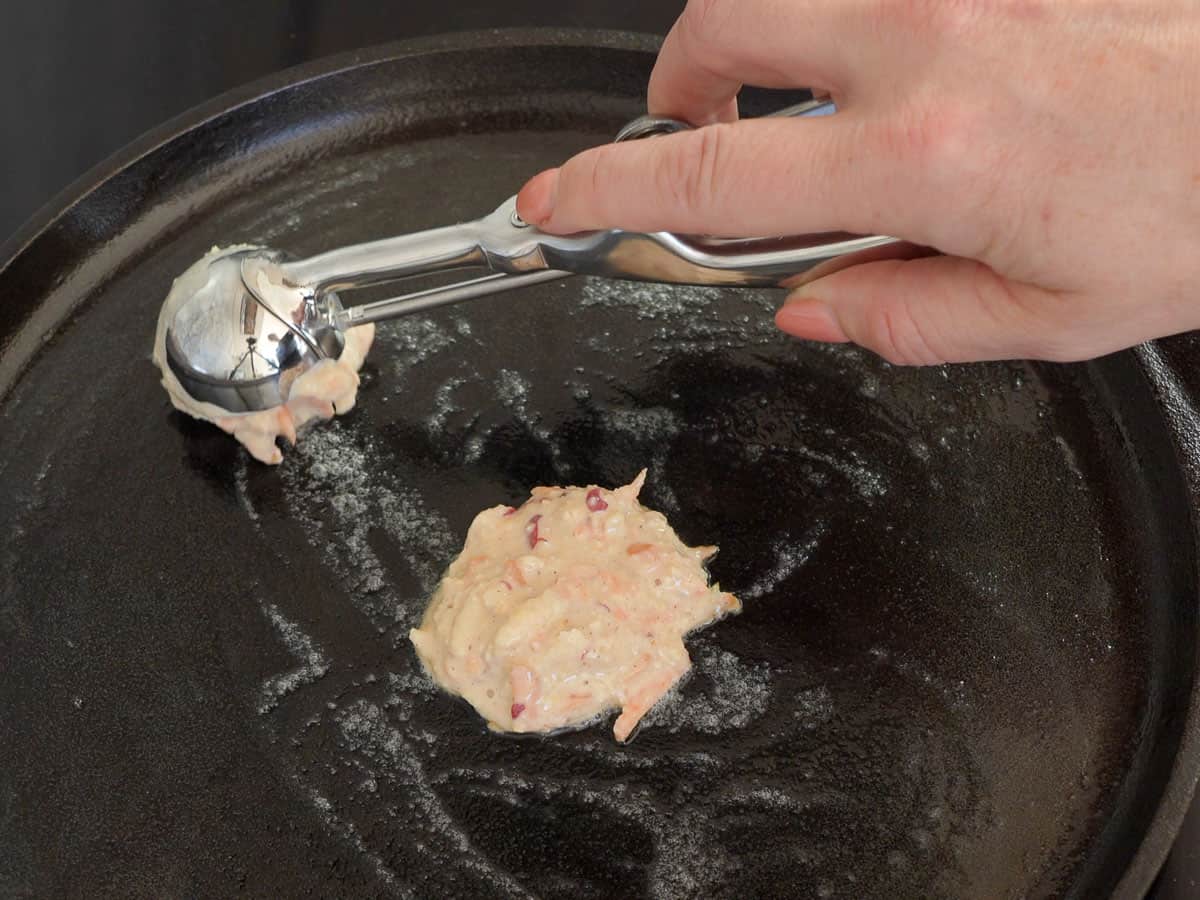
410,471 -> 741,741
152,246 -> 374,464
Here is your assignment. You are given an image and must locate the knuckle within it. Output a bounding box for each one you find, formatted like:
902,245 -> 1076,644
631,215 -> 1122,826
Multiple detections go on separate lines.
658,124 -> 730,217
880,99 -> 977,171
878,99 -> 1019,256
895,0 -> 989,37
585,148 -> 611,201
559,146 -> 617,223
865,298 -> 945,366
681,0 -> 735,48
977,268 -> 1080,361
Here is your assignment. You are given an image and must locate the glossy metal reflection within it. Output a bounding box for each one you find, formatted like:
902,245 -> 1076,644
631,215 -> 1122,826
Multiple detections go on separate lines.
163,99 -> 897,413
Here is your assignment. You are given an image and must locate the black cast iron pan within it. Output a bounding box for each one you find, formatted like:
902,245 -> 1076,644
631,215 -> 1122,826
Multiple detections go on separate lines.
3,29 -> 1200,899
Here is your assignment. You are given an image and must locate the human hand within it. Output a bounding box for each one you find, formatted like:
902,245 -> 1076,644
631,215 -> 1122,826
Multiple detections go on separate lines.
516,1 -> 1200,365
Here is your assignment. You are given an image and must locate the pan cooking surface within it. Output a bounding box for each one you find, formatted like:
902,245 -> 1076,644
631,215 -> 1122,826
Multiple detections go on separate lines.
0,37 -> 1195,899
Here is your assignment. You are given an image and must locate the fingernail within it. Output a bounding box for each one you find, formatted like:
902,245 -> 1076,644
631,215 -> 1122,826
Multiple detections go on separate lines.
515,168 -> 560,226
774,295 -> 849,343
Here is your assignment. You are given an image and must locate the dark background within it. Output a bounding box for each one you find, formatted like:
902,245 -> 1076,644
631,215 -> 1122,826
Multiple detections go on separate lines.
1,2 -> 1196,896
1,1 -> 678,244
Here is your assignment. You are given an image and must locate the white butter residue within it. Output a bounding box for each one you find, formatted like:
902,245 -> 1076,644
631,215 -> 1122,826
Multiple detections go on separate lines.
151,245 -> 375,465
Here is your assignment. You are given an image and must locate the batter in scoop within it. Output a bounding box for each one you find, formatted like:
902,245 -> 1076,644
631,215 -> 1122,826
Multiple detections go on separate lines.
152,245 -> 374,465
410,470 -> 740,741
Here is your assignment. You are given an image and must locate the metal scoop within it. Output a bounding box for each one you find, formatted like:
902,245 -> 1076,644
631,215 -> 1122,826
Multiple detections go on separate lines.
162,98 -> 897,412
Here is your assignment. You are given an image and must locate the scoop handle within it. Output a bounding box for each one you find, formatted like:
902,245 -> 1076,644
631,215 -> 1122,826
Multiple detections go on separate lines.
299,95 -> 899,327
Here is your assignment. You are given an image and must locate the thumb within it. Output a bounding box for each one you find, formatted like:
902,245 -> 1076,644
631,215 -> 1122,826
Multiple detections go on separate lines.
774,255 -> 1094,365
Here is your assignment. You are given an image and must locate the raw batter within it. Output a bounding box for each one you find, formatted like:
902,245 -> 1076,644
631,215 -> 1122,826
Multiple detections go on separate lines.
410,471 -> 740,741
152,245 -> 374,464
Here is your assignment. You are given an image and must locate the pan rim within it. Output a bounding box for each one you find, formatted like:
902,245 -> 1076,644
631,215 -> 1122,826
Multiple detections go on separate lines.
0,27 -> 662,269
2,27 -> 1198,899
1115,342 -> 1200,899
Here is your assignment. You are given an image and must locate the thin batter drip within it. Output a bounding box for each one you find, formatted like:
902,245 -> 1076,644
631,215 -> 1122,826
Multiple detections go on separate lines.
410,470 -> 740,741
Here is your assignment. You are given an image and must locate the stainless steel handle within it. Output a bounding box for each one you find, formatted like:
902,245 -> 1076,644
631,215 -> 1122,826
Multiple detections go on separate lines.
291,95 -> 895,329
338,269 -> 569,327
279,221 -> 492,294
